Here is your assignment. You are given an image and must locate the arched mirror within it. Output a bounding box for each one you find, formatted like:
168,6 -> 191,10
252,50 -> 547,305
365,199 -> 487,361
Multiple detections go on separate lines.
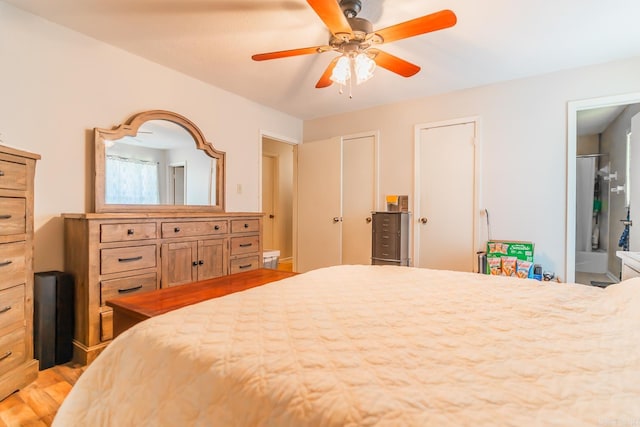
94,110 -> 225,213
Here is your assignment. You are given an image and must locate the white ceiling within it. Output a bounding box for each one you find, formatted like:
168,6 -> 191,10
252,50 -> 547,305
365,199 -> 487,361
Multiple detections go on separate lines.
6,0 -> 640,121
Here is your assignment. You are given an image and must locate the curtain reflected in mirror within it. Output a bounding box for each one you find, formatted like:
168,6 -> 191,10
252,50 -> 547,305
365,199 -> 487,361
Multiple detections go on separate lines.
94,110 -> 225,213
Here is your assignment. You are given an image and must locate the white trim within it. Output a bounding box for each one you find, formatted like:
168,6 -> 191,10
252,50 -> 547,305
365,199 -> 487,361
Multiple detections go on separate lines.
413,116 -> 482,271
566,92 -> 640,283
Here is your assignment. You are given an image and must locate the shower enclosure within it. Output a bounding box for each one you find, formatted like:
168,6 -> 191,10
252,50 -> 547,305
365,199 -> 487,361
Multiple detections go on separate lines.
575,155 -> 610,273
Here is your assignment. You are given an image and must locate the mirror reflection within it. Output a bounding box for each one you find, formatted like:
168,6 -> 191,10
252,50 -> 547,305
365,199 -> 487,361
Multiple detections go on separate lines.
94,110 -> 225,213
104,120 -> 217,206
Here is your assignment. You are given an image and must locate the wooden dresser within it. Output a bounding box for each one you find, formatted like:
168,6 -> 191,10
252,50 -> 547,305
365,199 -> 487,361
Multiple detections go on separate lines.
0,145 -> 39,400
62,212 -> 262,364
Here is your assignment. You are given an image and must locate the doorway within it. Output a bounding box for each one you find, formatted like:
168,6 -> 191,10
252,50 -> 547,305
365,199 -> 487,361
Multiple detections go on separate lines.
169,163 -> 185,204
261,135 -> 295,270
566,93 -> 640,284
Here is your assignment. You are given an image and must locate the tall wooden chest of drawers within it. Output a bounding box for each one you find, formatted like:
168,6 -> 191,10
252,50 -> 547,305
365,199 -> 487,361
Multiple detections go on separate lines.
371,212 -> 410,266
0,145 -> 39,400
63,212 -> 262,364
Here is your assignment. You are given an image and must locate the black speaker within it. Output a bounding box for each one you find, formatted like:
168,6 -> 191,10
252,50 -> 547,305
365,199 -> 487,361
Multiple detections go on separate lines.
34,271 -> 74,370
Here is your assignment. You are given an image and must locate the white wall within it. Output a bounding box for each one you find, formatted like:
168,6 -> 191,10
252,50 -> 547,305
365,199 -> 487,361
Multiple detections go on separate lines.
304,56 -> 640,280
0,2 -> 302,272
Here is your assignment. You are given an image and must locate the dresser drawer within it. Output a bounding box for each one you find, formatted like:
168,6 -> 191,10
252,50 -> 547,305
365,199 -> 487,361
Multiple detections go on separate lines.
0,327 -> 26,377
101,222 -> 157,243
161,220 -> 228,238
0,242 -> 26,291
0,159 -> 27,191
0,285 -> 25,333
100,273 -> 157,306
230,255 -> 260,274
373,237 -> 399,259
231,219 -> 260,234
101,245 -> 157,275
0,198 -> 26,236
230,235 -> 259,255
0,285 -> 25,334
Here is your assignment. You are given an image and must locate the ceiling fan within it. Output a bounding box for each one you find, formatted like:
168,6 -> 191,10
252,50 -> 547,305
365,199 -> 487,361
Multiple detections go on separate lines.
252,0 -> 457,90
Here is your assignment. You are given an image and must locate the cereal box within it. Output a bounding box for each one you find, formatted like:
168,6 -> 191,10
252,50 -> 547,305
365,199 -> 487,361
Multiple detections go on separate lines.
485,240 -> 535,278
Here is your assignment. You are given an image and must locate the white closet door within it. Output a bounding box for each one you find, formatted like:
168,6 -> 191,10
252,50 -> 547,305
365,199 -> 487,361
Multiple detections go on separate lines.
342,135 -> 375,265
415,121 -> 476,272
297,137 -> 342,272
629,113 -> 640,251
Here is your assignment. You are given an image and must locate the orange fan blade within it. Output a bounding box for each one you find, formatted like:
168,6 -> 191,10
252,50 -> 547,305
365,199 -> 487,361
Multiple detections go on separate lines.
374,9 -> 456,44
252,46 -> 328,61
372,50 -> 420,77
307,0 -> 353,38
316,57 -> 339,88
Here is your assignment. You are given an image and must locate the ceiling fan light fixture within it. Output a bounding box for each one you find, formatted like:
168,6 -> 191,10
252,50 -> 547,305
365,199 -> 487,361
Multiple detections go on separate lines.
354,52 -> 376,84
330,55 -> 352,85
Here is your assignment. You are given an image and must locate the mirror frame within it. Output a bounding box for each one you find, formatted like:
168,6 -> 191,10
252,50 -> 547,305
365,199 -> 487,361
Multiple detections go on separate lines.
94,110 -> 225,213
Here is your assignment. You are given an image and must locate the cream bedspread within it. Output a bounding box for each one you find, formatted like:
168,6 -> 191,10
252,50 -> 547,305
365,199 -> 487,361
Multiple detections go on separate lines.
53,265 -> 640,426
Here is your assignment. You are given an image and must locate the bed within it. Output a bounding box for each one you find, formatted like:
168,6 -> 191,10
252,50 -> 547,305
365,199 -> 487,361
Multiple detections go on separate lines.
53,265 -> 640,426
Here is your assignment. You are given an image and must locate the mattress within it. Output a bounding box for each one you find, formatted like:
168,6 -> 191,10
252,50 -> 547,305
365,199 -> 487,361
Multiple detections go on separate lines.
53,265 -> 640,426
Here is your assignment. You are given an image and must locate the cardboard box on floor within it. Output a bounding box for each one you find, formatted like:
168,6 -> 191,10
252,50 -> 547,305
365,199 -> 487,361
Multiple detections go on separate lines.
486,240 -> 535,278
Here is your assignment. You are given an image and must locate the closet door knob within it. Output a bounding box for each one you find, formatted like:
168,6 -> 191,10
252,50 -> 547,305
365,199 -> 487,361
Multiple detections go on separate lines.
365,217 -> 372,223
419,217 -> 428,224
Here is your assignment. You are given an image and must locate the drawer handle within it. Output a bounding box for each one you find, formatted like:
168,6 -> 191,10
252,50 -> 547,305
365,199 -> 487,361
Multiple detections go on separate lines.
118,285 -> 143,294
118,256 -> 143,263
0,306 -> 11,314
239,243 -> 253,248
174,227 -> 181,233
0,351 -> 11,362
0,214 -> 11,220
214,225 -> 220,230
0,260 -> 12,268
127,229 -> 135,235
192,261 -> 198,266
243,223 -> 249,228
0,171 -> 4,177
198,260 -> 204,265
238,263 -> 252,269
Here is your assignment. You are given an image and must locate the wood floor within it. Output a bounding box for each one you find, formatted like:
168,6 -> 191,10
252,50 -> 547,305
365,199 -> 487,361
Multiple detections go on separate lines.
0,363 -> 85,427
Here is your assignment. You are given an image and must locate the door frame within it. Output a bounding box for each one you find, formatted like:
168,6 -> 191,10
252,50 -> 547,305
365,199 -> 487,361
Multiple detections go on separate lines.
413,116 -> 482,270
565,92 -> 640,283
259,130 -> 299,265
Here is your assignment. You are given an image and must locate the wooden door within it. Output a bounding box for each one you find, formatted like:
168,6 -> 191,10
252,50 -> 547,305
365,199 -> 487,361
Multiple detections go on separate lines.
415,121 -> 477,272
262,154 -> 276,250
296,137 -> 342,272
342,135 -> 375,265
197,238 -> 227,281
161,241 -> 197,287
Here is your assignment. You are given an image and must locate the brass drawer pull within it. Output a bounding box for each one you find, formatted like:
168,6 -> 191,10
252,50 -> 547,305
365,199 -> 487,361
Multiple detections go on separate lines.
239,243 -> 253,248
0,214 -> 11,220
0,306 -> 11,314
118,285 -> 143,294
0,260 -> 12,268
118,256 -> 143,263
127,229 -> 135,235
243,223 -> 249,228
238,263 -> 252,269
174,227 -> 181,233
214,225 -> 220,230
0,351 -> 12,362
